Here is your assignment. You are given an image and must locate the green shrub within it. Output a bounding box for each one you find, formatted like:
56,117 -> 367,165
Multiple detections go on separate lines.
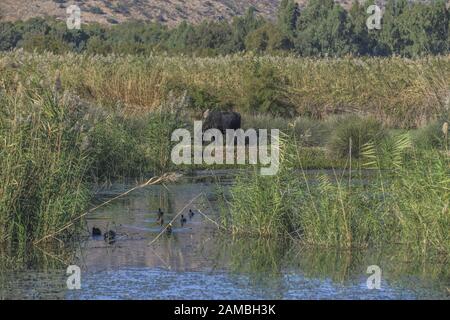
242,114 -> 327,147
412,118 -> 449,150
240,61 -> 295,117
291,117 -> 329,147
241,113 -> 290,131
326,116 -> 386,158
295,147 -> 345,169
186,87 -> 225,112
89,6 -> 105,15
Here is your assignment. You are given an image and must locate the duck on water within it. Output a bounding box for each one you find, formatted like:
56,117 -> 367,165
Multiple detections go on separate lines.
104,230 -> 116,244
180,215 -> 187,227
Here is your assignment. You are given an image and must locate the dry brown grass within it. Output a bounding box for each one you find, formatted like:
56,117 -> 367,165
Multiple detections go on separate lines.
1,52 -> 449,127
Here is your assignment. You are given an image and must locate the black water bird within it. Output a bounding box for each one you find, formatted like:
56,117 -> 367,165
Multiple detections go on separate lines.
104,230 -> 116,244
157,208 -> 164,219
181,215 -> 187,226
157,208 -> 165,225
166,223 -> 173,235
189,209 -> 195,219
92,227 -> 102,237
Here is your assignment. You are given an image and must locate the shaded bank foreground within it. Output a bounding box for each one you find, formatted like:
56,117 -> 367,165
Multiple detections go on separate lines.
0,177 -> 449,299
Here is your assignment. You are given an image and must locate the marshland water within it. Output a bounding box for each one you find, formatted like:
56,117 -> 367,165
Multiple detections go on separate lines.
1,171 -> 449,300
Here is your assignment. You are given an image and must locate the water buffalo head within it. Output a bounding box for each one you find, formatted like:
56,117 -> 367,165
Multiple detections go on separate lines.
203,109 -> 211,120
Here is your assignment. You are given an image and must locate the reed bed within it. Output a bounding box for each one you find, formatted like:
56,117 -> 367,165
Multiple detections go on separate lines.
0,58 -> 187,245
1,52 -> 449,127
223,131 -> 450,256
0,87 -> 90,247
0,51 -> 448,251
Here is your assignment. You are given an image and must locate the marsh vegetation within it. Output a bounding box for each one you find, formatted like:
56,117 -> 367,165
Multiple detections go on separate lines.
0,51 -> 448,260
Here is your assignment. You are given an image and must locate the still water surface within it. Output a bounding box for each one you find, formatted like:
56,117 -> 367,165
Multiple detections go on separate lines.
1,171 -> 449,300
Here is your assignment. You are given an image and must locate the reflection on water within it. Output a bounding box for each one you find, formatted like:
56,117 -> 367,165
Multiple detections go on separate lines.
1,171 -> 449,300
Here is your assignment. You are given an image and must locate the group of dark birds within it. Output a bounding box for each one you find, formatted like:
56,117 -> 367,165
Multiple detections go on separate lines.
157,208 -> 196,235
92,227 -> 116,244
91,208 -> 196,242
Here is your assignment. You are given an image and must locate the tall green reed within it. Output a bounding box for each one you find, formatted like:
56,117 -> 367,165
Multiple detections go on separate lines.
0,86 -> 90,246
222,128 -> 450,256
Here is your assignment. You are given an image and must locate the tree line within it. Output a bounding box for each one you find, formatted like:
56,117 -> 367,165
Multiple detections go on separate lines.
1,0 -> 449,57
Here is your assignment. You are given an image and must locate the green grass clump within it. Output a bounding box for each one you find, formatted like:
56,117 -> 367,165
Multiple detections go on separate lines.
242,114 -> 328,147
295,147 -> 346,169
412,117 -> 449,150
326,116 -> 386,159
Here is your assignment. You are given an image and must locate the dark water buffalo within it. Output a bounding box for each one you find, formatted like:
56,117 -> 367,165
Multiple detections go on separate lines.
202,109 -> 241,134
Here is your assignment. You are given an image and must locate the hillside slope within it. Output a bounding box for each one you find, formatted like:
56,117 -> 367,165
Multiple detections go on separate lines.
0,0 -> 357,26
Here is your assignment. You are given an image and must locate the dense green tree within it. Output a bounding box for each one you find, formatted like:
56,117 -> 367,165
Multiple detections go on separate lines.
399,1 -> 449,56
246,23 -> 293,53
378,0 -> 410,55
448,11 -> 450,51
0,1 -> 448,57
348,0 -> 380,55
295,0 -> 357,56
278,0 -> 300,36
0,22 -> 21,51
47,22 -> 90,53
245,23 -> 270,53
18,17 -> 51,34
165,21 -> 197,52
277,0 -> 300,49
193,21 -> 234,54
377,0 -> 449,56
230,7 -> 265,51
